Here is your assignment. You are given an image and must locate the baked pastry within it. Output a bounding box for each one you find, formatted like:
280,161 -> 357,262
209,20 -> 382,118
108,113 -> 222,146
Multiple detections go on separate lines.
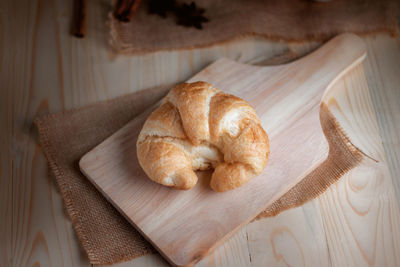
137,81 -> 269,192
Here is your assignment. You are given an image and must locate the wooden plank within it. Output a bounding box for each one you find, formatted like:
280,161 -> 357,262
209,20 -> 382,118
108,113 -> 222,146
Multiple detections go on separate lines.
319,64 -> 400,266
0,0 -> 90,266
102,227 -> 251,267
0,116 -> 13,267
195,226 -> 251,267
362,35 -> 400,204
247,201 -> 331,266
0,3 -> 13,263
0,4 -> 13,262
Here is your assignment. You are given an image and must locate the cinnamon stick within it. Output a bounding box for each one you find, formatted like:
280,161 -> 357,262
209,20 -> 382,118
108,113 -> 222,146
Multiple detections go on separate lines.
73,0 -> 87,38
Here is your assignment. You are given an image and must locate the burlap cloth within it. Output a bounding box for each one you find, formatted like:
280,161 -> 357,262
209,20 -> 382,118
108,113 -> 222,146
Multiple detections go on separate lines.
35,76 -> 363,264
109,0 -> 399,54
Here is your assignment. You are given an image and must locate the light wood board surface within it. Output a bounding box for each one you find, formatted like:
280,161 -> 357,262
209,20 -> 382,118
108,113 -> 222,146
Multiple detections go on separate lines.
80,34 -> 366,266
1,0 -> 400,266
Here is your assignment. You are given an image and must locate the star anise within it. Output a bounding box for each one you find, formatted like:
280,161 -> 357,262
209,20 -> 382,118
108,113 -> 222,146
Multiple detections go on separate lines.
147,0 -> 177,18
175,2 -> 209,29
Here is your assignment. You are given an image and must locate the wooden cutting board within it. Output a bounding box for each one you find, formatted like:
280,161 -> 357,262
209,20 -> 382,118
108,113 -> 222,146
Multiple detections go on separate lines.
80,34 -> 366,266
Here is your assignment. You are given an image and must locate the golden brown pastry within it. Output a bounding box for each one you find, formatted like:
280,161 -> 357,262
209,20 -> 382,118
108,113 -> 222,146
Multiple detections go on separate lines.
137,81 -> 269,192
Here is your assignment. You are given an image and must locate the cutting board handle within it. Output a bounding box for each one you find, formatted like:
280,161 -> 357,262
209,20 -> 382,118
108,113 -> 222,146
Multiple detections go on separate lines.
287,33 -> 367,101
194,34 -> 367,127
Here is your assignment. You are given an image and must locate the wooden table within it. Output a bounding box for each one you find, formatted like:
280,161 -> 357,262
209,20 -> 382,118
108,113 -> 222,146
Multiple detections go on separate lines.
1,1 -> 400,266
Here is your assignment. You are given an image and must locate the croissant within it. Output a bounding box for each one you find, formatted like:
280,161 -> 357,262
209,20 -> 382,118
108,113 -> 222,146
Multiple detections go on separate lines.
137,81 -> 269,192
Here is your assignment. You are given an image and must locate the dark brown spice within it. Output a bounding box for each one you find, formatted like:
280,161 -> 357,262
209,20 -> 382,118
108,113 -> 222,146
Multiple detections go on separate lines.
114,0 -> 142,22
147,0 -> 209,30
147,0 -> 176,17
175,2 -> 209,29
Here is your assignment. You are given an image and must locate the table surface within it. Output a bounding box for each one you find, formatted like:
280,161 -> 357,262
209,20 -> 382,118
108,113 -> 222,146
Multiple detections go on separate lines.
1,1 -> 400,266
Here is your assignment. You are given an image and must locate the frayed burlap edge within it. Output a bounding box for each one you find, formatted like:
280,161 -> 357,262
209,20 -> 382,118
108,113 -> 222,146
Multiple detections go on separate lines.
33,88 -> 173,264
34,118 -> 115,264
35,122 -> 154,264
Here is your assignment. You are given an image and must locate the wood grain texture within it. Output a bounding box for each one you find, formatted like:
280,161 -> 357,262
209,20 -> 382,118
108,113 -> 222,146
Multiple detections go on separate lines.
2,0 -> 399,265
319,65 -> 400,267
0,14 -> 13,264
1,0 -> 91,266
247,201 -> 331,267
362,35 -> 400,205
106,227 -> 252,267
80,34 -> 366,266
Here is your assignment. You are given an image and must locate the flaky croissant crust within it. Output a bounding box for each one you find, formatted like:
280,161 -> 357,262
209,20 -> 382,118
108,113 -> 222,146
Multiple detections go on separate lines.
137,82 -> 269,192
